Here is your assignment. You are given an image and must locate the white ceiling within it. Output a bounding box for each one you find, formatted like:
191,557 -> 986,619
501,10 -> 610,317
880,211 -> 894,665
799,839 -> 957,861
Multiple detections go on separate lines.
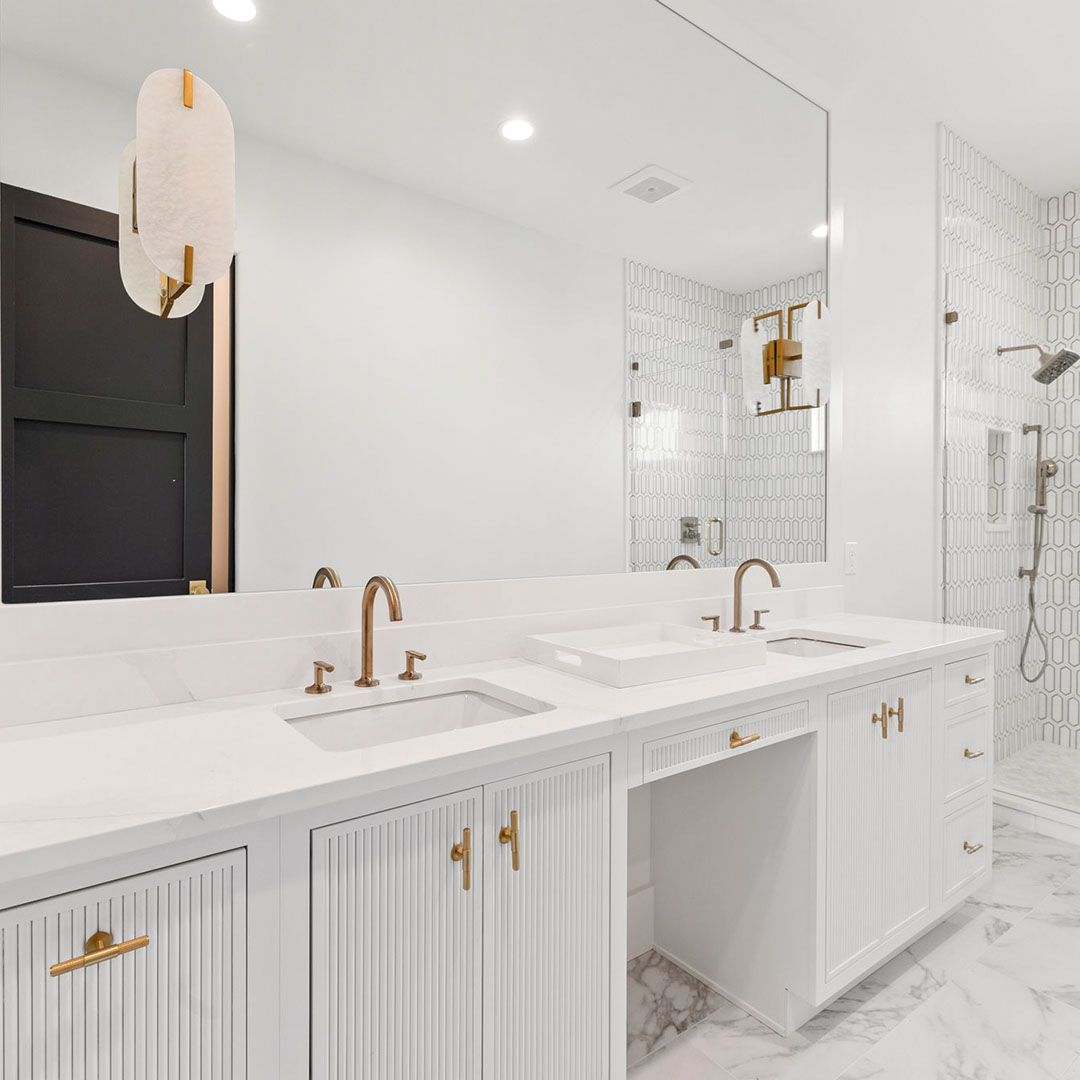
710,0 -> 1080,196
0,0 -> 828,291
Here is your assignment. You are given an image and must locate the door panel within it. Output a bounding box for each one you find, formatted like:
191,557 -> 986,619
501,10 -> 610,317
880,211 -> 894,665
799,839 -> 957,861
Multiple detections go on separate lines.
0,849 -> 246,1080
311,789 -> 482,1080
881,669 -> 933,938
825,681 -> 885,980
483,756 -> 610,1080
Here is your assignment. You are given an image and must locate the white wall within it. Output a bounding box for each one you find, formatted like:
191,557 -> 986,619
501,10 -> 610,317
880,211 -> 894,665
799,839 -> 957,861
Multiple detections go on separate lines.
0,51 -> 628,591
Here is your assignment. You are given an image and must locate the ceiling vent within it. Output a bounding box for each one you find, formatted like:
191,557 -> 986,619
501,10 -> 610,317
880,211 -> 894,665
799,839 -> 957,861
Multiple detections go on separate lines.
613,164 -> 691,204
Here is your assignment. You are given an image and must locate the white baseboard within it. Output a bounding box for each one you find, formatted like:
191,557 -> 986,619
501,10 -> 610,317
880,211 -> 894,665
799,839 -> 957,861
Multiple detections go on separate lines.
994,791 -> 1080,847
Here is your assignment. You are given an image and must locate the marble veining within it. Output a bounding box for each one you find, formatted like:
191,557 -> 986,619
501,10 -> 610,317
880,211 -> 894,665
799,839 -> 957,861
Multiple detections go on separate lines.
630,820 -> 1080,1080
627,950 -> 725,1066
996,740 -> 1080,814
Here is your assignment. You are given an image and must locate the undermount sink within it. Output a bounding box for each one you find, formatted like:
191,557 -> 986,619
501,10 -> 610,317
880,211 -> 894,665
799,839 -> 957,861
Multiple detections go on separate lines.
523,622 -> 766,687
278,679 -> 552,752
766,630 -> 886,658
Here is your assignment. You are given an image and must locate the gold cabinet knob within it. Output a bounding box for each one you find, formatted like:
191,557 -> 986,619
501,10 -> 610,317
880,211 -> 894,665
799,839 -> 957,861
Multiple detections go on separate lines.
963,841 -> 984,855
964,748 -> 985,759
305,660 -> 334,694
964,674 -> 985,685
888,697 -> 905,733
450,827 -> 472,891
498,810 -> 520,871
729,730 -> 761,749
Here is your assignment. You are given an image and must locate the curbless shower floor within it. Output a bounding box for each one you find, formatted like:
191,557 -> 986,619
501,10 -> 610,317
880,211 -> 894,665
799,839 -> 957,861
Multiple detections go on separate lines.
996,740 -> 1080,815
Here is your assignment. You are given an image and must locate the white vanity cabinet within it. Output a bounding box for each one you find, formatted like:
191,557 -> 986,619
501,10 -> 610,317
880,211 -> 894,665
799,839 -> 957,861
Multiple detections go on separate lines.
309,756 -> 610,1080
0,849 -> 247,1080
824,669 -> 932,981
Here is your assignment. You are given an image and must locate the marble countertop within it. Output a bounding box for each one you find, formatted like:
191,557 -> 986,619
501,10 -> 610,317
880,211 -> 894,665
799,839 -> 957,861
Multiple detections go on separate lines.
0,614 -> 1001,885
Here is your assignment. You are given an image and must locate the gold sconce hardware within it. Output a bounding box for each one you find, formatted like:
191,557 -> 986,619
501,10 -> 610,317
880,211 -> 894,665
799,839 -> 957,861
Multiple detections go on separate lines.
188,579 -> 210,595
872,702 -> 888,740
183,244 -> 194,285
183,68 -> 194,108
701,615 -> 722,632
729,730 -> 760,749
398,650 -> 427,681
750,609 -> 770,631
707,517 -> 724,556
750,300 -> 823,417
964,674 -> 985,685
160,273 -> 192,318
945,311 -> 959,325
963,841 -> 983,855
498,810 -> 520,871
305,660 -> 334,695
50,931 -> 149,977
888,697 -> 905,733
630,401 -> 642,418
964,748 -> 985,759
355,575 -> 404,687
450,827 -> 472,891
312,566 -> 343,589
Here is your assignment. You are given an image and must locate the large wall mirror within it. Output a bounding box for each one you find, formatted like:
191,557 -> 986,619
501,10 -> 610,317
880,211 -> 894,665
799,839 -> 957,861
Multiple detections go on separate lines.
0,0 -> 828,601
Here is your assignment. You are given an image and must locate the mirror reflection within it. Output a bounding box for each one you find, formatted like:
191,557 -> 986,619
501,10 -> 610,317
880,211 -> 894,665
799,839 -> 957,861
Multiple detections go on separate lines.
0,0 -> 828,601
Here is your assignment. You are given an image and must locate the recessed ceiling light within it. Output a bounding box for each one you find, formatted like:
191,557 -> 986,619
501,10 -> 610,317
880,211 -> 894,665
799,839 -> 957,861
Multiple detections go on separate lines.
213,0 -> 256,22
498,118 -> 535,142
812,223 -> 829,238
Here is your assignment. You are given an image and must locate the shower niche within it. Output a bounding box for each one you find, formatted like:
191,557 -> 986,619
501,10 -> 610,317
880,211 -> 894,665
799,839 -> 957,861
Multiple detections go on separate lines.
986,427 -> 1011,531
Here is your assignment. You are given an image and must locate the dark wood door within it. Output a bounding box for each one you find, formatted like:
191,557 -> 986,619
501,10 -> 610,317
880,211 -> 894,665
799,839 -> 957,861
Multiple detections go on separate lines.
1,184 -> 222,603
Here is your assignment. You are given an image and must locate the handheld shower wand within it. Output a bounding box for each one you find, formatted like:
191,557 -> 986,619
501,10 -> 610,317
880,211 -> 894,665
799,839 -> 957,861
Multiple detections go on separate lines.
1018,424 -> 1057,683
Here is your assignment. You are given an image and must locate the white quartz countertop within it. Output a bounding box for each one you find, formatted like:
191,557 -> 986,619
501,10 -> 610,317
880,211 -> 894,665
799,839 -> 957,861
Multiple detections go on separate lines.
0,614 -> 1001,885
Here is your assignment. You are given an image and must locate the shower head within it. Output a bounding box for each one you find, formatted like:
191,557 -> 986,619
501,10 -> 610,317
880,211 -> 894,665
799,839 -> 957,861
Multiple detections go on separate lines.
997,344 -> 1080,385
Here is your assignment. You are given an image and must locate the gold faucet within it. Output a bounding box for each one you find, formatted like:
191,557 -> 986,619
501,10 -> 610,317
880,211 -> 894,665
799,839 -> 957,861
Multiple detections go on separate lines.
730,559 -> 781,633
666,554 -> 702,569
312,566 -> 342,589
355,575 -> 404,687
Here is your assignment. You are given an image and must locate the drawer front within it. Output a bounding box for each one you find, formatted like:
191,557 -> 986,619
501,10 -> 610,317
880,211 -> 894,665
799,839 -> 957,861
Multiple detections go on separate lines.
944,655 -> 990,709
945,710 -> 991,802
643,700 -> 810,783
943,797 -> 991,900
0,849 -> 246,1079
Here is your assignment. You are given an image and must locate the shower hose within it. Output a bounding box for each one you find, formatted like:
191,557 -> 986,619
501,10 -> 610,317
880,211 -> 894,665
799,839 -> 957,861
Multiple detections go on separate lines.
1020,507 -> 1050,684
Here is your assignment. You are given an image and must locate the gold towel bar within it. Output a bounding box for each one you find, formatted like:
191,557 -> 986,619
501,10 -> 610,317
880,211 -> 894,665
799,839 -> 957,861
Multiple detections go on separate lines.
51,931 -> 149,977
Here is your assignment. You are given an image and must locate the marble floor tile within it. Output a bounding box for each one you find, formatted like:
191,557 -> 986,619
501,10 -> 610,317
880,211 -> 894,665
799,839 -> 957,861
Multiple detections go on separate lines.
979,866 -> 1080,1010
966,825 -> 1080,916
628,950 -> 726,1065
687,1002 -> 813,1080
629,1037 -> 735,1079
853,964 -> 1080,1080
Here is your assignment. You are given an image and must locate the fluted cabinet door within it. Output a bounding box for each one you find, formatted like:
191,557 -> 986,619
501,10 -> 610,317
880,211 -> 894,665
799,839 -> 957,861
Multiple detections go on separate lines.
483,756 -> 610,1080
825,683 -> 885,981
310,789 -> 482,1080
0,849 -> 246,1080
881,670 -> 933,939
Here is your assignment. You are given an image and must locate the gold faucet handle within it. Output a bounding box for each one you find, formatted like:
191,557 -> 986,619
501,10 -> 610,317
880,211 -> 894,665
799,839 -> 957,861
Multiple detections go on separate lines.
750,609 -> 771,631
701,615 -> 722,632
398,650 -> 427,681
305,660 -> 335,695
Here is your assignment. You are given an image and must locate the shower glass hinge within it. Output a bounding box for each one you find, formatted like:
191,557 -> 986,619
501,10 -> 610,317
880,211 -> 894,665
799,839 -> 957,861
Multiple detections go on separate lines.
945,311 -> 959,324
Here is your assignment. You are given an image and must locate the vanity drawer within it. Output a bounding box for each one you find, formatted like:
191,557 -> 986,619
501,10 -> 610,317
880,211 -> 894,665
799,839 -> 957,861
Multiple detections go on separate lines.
944,655 -> 990,708
944,710 -> 991,802
642,700 -> 810,783
0,849 -> 247,1077
943,796 -> 991,900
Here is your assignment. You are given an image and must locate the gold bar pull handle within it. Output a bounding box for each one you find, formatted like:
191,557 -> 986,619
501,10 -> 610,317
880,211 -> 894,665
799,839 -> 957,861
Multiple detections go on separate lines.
964,674 -> 985,685
964,748 -> 985,759
963,841 -> 984,855
50,931 -> 149,977
450,827 -> 472,891
498,809 -> 520,871
872,703 -> 888,740
729,730 -> 761,749
888,697 -> 905,733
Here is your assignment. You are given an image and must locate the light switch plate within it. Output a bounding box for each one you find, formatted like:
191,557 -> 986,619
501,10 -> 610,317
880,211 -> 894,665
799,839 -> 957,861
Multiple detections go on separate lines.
844,542 -> 858,575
